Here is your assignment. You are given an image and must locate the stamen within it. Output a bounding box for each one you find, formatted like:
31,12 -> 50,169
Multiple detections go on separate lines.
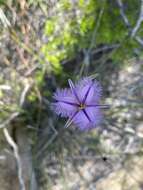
78,104 -> 86,110
64,111 -> 78,128
68,79 -> 80,103
86,104 -> 110,109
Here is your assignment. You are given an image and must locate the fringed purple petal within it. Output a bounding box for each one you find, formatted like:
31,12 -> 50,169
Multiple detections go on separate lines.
52,88 -> 77,117
72,107 -> 102,131
91,80 -> 102,103
72,110 -> 90,130
75,77 -> 102,104
53,88 -> 76,102
84,107 -> 103,125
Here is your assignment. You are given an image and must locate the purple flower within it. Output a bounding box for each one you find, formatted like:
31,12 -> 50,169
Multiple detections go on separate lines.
52,77 -> 108,131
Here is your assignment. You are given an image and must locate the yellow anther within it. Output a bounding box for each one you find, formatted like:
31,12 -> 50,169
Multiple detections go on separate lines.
79,104 -> 85,110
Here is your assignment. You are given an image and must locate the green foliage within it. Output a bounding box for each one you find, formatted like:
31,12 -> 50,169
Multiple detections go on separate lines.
41,0 -> 141,74
0,0 -> 5,5
41,0 -> 97,74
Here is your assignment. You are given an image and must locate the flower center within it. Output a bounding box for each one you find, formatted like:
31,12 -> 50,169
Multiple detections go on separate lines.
78,103 -> 86,110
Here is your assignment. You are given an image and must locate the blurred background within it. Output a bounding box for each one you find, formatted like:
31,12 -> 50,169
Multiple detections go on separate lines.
0,0 -> 143,190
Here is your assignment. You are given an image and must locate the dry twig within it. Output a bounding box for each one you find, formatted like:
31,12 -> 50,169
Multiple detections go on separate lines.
3,128 -> 26,190
0,112 -> 19,129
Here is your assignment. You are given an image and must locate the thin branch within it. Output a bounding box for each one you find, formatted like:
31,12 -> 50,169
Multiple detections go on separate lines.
3,128 -> 26,190
131,0 -> 143,37
0,8 -> 11,28
79,1 -> 105,76
24,64 -> 40,76
20,83 -> 31,107
92,44 -> 120,55
116,0 -> 131,28
116,0 -> 143,47
0,112 -> 19,129
88,2 -> 105,52
135,35 -> 143,46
